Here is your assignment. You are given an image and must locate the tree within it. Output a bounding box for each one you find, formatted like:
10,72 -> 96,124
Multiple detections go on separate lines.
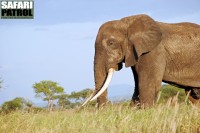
57,94 -> 70,110
57,89 -> 93,109
33,80 -> 64,111
69,88 -> 93,102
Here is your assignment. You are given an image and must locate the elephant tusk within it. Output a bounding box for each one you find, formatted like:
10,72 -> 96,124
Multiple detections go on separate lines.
90,68 -> 114,102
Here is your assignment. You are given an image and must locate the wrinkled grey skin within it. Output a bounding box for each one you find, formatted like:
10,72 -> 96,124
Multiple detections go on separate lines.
94,14 -> 200,107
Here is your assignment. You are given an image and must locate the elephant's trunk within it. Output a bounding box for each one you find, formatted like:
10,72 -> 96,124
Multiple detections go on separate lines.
82,45 -> 115,107
93,46 -> 108,106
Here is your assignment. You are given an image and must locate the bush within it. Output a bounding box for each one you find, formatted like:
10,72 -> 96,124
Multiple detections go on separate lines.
1,97 -> 24,114
159,84 -> 186,103
26,106 -> 45,113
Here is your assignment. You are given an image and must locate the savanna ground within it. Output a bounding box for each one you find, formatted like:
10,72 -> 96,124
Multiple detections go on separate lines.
0,85 -> 200,133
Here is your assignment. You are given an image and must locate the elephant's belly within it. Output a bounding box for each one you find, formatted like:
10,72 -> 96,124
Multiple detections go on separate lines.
163,44 -> 200,88
163,69 -> 200,88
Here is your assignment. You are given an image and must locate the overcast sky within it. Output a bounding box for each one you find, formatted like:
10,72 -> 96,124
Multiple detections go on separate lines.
0,0 -> 200,104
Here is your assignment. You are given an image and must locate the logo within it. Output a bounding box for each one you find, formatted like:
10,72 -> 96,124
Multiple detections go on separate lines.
0,0 -> 34,19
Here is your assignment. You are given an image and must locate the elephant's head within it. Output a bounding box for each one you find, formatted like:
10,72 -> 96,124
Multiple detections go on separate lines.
82,14 -> 162,106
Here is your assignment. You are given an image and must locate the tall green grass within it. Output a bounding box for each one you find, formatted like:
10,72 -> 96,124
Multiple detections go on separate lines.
0,103 -> 199,133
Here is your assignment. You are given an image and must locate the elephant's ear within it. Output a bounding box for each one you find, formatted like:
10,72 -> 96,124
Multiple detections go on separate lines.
125,40 -> 138,67
124,15 -> 162,67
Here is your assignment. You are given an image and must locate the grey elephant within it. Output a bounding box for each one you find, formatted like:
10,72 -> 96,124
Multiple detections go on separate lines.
83,14 -> 200,107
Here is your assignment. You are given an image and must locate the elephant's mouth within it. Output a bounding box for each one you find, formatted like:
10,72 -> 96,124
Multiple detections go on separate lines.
82,68 -> 115,106
117,62 -> 123,71
107,62 -> 123,72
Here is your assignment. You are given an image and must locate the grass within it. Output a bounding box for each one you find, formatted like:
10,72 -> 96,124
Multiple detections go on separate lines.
0,103 -> 200,133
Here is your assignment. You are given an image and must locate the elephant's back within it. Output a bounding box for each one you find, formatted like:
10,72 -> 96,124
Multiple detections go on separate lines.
174,22 -> 200,28
158,22 -> 200,34
158,22 -> 200,45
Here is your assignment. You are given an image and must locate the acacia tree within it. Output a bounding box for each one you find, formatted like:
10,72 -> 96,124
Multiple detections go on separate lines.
67,88 -> 94,108
69,88 -> 93,102
57,94 -> 70,110
33,80 -> 64,111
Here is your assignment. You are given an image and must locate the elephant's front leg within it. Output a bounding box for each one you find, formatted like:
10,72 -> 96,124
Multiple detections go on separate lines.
138,78 -> 162,107
137,56 -> 165,107
130,66 -> 140,107
130,87 -> 140,107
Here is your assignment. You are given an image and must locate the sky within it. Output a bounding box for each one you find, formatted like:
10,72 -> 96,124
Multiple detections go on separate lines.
0,0 -> 200,104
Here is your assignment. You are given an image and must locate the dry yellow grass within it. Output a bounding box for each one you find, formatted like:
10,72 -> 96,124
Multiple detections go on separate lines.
0,103 -> 199,133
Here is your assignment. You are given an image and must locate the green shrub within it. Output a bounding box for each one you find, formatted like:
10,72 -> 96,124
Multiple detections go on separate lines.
26,106 -> 45,113
1,97 -> 24,114
159,84 -> 186,103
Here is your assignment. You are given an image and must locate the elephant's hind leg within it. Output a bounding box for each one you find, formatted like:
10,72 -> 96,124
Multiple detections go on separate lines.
185,88 -> 200,105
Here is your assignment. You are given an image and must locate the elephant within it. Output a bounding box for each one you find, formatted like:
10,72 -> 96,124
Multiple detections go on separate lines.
82,14 -> 200,108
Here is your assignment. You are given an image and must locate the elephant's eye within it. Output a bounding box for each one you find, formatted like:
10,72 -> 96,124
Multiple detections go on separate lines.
107,40 -> 115,46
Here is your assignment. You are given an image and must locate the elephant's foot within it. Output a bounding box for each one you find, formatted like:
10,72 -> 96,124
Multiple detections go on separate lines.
130,96 -> 140,107
185,88 -> 200,105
